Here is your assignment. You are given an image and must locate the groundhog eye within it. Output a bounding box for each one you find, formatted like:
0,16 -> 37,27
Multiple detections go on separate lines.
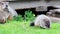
0,3 -> 3,5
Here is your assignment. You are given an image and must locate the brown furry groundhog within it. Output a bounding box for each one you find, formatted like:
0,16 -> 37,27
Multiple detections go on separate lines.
0,2 -> 13,24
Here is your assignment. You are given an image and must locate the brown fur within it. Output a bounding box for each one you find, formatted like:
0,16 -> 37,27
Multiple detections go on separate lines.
8,15 -> 13,20
0,11 -> 13,24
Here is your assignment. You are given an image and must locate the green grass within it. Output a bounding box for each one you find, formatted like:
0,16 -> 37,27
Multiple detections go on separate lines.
0,20 -> 60,34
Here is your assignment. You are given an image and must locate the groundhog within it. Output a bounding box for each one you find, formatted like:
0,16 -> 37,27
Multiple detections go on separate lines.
30,14 -> 51,29
0,2 -> 13,24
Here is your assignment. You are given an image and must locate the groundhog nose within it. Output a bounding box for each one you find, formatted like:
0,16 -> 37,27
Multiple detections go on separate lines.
6,5 -> 8,7
47,25 -> 50,28
45,24 -> 50,28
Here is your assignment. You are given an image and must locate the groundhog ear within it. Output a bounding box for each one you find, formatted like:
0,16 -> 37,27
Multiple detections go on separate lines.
0,2 -> 1,3
0,2 -> 2,5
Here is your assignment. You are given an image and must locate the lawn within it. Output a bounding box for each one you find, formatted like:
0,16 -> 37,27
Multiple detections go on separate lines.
0,20 -> 60,34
